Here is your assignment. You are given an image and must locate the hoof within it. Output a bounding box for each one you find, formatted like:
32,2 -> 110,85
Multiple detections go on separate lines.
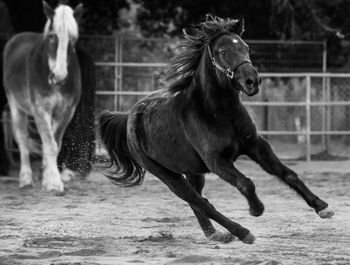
209,231 -> 235,243
249,200 -> 265,217
19,172 -> 33,189
241,232 -> 255,244
19,183 -> 33,190
42,181 -> 65,196
317,207 -> 335,219
43,188 -> 66,196
60,168 -> 75,183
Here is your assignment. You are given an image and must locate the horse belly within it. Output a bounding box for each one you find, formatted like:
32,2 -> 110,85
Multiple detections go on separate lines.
141,114 -> 208,174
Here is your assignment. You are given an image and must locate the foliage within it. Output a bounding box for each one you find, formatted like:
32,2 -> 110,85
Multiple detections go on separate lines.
136,0 -> 350,68
73,0 -> 129,34
136,0 -> 272,39
1,0 -> 129,34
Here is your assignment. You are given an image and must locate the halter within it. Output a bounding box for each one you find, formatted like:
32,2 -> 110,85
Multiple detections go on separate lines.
206,30 -> 253,89
207,45 -> 252,80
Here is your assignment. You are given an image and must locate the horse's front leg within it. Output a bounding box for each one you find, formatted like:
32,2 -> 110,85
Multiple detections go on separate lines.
244,135 -> 334,218
8,101 -> 32,188
53,107 -> 77,183
208,157 -> 265,217
34,109 -> 64,194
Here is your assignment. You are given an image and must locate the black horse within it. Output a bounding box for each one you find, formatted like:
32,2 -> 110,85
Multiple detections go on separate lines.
99,16 -> 334,244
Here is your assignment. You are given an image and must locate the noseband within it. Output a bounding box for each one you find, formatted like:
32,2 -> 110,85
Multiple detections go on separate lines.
207,45 -> 252,80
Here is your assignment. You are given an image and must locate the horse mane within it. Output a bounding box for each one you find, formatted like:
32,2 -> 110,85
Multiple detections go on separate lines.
43,3 -> 79,40
164,15 -> 244,93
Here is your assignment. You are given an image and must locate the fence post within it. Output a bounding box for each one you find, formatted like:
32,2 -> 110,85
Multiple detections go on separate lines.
306,75 -> 311,162
321,40 -> 328,154
114,32 -> 123,111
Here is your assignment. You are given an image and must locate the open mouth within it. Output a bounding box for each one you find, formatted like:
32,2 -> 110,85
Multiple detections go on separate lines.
231,79 -> 244,94
243,86 -> 259,96
232,79 -> 259,96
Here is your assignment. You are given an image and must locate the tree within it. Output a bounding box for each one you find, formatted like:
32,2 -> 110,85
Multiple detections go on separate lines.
136,0 -> 348,68
2,0 -> 129,34
136,0 -> 272,39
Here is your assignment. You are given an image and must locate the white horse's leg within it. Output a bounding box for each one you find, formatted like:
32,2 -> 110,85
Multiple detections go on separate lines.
8,101 -> 33,188
34,109 -> 64,193
53,107 -> 77,183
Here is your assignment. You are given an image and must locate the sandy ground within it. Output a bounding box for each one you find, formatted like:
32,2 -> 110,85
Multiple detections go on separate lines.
0,160 -> 350,265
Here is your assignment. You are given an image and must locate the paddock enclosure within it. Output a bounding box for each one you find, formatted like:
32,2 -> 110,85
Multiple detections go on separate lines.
1,34 -> 350,264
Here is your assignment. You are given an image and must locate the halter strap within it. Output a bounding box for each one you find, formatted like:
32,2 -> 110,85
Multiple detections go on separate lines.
207,45 -> 252,80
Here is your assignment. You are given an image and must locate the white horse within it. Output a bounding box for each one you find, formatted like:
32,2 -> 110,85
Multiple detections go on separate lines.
3,1 -> 83,194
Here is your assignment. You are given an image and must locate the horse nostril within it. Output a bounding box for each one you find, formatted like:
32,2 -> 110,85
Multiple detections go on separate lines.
258,77 -> 262,85
246,79 -> 254,87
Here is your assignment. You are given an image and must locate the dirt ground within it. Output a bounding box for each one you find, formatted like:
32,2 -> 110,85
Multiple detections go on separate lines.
0,160 -> 349,265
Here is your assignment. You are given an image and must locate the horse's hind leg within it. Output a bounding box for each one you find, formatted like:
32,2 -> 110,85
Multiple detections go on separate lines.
8,101 -> 32,188
186,174 -> 234,243
137,154 -> 254,244
245,136 -> 334,218
34,110 -> 64,194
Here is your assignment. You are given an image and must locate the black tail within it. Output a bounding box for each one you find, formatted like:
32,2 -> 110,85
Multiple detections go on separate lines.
98,111 -> 145,187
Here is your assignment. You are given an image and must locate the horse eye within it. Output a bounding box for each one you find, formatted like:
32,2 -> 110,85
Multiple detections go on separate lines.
220,51 -> 227,56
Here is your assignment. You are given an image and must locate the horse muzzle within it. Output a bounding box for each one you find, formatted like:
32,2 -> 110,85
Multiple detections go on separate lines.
242,75 -> 261,96
48,72 -> 68,86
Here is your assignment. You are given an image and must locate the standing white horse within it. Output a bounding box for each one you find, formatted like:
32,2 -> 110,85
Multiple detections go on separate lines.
2,1 -> 83,194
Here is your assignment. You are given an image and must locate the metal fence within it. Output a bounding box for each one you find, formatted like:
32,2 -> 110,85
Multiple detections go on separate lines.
77,35 -> 326,114
92,71 -> 350,161
4,35 -> 350,161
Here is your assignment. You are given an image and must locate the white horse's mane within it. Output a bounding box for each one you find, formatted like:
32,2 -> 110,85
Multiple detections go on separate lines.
43,4 -> 79,83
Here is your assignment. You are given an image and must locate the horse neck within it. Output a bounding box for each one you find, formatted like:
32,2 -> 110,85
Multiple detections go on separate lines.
191,50 -> 242,115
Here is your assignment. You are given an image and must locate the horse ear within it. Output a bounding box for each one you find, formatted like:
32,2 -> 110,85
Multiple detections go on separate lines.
42,1 -> 54,19
73,3 -> 84,22
236,17 -> 245,36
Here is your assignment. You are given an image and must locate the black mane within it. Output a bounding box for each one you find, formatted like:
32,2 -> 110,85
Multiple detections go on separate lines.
165,15 -> 244,93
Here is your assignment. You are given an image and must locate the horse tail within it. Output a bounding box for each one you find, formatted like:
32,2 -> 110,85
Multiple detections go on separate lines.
99,111 -> 145,187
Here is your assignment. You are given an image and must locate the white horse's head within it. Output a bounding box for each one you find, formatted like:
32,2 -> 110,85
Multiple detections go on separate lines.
43,1 -> 83,85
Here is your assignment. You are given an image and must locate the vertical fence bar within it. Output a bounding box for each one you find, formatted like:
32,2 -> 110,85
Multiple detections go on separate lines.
306,75 -> 311,162
322,40 -> 327,73
118,36 -> 123,111
321,40 -> 327,152
326,76 -> 331,152
114,32 -> 121,111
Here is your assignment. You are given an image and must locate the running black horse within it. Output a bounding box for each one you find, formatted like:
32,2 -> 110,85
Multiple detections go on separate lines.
99,16 -> 334,244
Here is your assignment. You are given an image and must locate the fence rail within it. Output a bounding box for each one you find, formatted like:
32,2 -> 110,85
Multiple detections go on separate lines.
3,72 -> 350,161
93,72 -> 350,161
4,35 -> 350,161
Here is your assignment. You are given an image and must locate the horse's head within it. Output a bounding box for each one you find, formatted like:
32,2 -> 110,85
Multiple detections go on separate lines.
208,19 -> 261,96
42,1 -> 83,85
